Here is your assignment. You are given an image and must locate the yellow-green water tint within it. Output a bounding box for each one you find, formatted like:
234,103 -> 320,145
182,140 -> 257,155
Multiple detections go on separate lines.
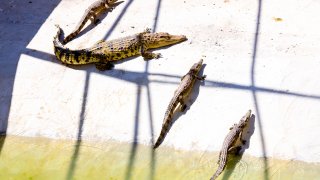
0,135 -> 319,180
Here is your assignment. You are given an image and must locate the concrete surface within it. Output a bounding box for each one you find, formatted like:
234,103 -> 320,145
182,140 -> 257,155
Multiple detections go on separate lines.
1,0 -> 320,165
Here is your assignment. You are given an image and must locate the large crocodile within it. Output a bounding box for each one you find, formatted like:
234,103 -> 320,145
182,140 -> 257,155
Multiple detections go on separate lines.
62,0 -> 124,45
153,59 -> 206,149
53,25 -> 187,70
210,110 -> 252,180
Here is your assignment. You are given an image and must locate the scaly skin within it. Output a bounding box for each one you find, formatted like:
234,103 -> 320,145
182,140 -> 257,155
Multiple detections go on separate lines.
53,25 -> 187,70
210,110 -> 252,180
62,0 -> 124,45
153,59 -> 206,149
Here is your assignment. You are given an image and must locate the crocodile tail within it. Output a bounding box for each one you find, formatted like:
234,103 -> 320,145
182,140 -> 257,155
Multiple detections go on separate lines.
53,24 -> 65,48
210,168 -> 223,180
153,114 -> 172,149
62,6 -> 93,45
211,149 -> 228,180
153,95 -> 180,149
62,21 -> 85,45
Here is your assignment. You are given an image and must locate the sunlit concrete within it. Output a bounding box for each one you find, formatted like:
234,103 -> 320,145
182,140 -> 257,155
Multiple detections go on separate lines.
1,0 -> 320,163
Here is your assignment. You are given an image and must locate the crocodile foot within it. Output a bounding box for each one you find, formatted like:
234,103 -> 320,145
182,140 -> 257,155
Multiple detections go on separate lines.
94,19 -> 100,25
143,52 -> 162,60
180,104 -> 187,112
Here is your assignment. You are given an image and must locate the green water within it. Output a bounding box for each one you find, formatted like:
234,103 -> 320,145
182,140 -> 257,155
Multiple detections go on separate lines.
0,136 -> 319,180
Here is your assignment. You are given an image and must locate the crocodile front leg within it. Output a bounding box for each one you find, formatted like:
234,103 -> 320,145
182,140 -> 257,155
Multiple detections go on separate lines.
177,95 -> 187,112
141,51 -> 161,60
87,11 -> 102,25
138,28 -> 161,60
140,44 -> 161,60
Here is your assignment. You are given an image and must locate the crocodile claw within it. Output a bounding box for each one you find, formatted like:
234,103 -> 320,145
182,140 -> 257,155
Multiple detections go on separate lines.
154,53 -> 162,59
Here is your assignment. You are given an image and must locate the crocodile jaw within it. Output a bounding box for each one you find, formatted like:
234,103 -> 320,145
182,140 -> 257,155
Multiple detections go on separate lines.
146,33 -> 187,49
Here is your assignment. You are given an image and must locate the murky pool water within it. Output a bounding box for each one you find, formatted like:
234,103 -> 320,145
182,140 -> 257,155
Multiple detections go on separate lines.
0,136 -> 319,180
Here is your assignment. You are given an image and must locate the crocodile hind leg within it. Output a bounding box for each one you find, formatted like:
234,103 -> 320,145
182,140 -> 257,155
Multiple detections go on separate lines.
178,95 -> 187,112
95,62 -> 114,71
228,146 -> 242,155
180,104 -> 187,112
194,74 -> 207,81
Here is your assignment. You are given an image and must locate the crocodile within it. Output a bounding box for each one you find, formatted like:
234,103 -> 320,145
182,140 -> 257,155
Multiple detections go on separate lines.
53,25 -> 187,70
153,59 -> 206,149
62,0 -> 124,45
210,110 -> 252,180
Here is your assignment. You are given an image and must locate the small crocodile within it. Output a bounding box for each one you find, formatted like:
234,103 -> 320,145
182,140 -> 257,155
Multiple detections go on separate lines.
53,25 -> 187,70
210,110 -> 252,180
153,59 -> 206,149
62,0 -> 124,44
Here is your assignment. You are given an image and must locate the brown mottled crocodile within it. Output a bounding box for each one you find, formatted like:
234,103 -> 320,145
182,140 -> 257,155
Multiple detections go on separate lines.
62,0 -> 124,45
210,110 -> 252,180
153,59 -> 206,149
53,25 -> 187,70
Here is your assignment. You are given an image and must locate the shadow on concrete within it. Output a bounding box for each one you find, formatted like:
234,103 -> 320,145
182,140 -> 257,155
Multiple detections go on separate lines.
124,86 -> 141,180
0,135 -> 5,155
144,62 -> 156,180
65,72 -> 91,180
242,114 -> 256,152
221,114 -> 256,180
250,0 -> 269,179
124,1 -> 162,179
0,0 -> 61,154
63,1 -> 135,179
102,0 -> 135,40
203,80 -> 320,100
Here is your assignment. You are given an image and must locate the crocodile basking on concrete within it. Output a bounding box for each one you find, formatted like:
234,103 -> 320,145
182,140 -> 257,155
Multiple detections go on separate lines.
153,59 -> 206,149
62,0 -> 124,45
210,110 -> 252,180
53,25 -> 187,70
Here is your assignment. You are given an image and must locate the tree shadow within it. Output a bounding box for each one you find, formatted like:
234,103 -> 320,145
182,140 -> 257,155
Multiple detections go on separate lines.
61,1 -> 136,179
145,62 -> 156,180
102,0 -> 135,40
124,86 -> 141,180
0,0 -> 61,155
65,72 -> 90,180
250,0 -> 269,179
124,1 -> 163,179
